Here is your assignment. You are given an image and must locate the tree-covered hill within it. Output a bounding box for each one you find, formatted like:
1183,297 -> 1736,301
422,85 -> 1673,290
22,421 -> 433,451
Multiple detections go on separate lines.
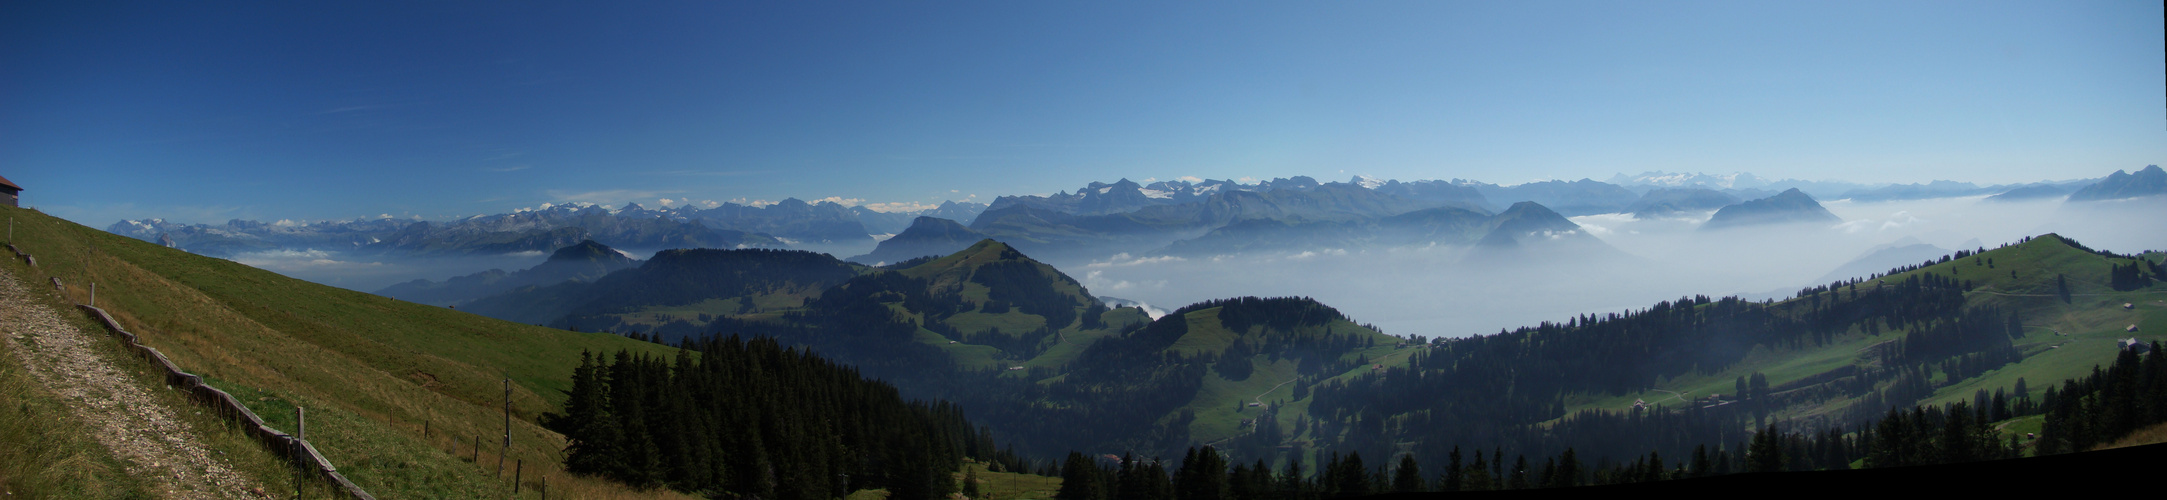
1280,233 -> 2163,471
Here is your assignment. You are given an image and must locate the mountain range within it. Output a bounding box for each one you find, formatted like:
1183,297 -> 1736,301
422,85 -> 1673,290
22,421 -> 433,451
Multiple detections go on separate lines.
104,168 -> 2143,268
376,225 -> 2167,468
2067,165 -> 2167,202
19,200 -> 2167,496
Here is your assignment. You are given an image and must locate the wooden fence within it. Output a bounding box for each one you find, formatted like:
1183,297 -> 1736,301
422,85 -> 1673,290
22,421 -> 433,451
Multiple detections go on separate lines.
10,242 -> 375,499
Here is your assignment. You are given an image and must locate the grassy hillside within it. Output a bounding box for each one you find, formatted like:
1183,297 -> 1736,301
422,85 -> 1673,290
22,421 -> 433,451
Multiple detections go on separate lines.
1565,234 -> 2163,434
1,205 -> 692,499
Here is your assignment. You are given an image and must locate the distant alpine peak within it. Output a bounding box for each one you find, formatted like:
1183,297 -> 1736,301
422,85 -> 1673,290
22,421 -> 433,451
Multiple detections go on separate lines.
547,240 -> 635,263
1351,175 -> 1386,189
1608,171 -> 1769,189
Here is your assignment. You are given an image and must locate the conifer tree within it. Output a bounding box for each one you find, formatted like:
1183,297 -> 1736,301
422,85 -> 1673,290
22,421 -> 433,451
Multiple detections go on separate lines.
1056,452 -> 1103,500
2057,274 -> 2071,303
1391,454 -> 1423,492
1747,425 -> 1784,472
1441,446 -> 1462,491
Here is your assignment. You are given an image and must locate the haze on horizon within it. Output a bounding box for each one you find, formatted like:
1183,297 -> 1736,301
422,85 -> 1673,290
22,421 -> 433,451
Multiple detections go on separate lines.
3,1 -> 2162,227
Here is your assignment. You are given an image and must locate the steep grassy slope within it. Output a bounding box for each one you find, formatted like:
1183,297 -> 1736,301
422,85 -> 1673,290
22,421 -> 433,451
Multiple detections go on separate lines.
2,205 -> 690,499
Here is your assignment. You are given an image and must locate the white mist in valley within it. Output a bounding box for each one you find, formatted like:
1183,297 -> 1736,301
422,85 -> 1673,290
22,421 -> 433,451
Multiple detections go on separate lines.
1076,196 -> 2167,339
232,249 -> 554,292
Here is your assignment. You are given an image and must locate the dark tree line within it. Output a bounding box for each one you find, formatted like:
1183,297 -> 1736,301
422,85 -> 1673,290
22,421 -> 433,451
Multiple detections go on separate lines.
542,335 -> 1022,500
1044,373 -> 2136,500
2036,342 -> 2167,454
2109,261 -> 2156,291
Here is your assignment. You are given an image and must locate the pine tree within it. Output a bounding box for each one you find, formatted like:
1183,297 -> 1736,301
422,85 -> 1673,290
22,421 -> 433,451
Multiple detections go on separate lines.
1056,452 -> 1103,500
1442,446 -> 1462,491
1334,452 -> 1370,498
2057,274 -> 2072,303
1173,446 -> 1226,500
1550,448 -> 1581,488
1277,458 -> 1305,500
1391,454 -> 1424,492
1748,425 -> 1785,472
1506,455 -> 1530,490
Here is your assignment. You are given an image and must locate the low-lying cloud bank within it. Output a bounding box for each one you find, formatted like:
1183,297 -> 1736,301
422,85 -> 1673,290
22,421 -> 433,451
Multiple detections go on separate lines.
1078,197 -> 2165,338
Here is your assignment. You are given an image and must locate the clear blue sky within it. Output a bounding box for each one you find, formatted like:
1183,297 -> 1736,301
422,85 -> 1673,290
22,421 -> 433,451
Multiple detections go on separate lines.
3,1 -> 2161,226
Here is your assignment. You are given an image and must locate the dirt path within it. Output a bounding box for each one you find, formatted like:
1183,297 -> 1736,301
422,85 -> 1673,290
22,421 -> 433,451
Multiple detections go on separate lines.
1253,377 -> 1300,406
0,266 -> 267,499
1647,388 -> 1689,404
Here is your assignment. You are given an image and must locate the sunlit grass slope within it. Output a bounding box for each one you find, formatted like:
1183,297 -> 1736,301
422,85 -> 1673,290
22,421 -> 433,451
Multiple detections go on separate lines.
1565,233 -> 2164,431
1136,305 -> 1402,446
1,205 -> 691,499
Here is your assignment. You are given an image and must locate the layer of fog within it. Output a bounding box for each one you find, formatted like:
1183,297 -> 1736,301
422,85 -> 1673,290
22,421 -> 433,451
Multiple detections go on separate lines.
1073,196 -> 2166,339
232,249 -> 554,292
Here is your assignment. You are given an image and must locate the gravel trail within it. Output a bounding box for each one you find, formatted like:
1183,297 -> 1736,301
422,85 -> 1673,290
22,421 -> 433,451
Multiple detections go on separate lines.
0,266 -> 268,499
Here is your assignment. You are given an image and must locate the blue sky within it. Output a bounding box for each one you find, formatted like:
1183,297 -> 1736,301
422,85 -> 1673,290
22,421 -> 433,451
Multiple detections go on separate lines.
3,1 -> 2161,226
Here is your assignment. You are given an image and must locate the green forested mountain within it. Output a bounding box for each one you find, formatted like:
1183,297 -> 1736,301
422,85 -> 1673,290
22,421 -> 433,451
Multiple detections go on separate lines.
470,228 -> 2159,493
478,238 -> 1408,460
1277,233 -> 2163,471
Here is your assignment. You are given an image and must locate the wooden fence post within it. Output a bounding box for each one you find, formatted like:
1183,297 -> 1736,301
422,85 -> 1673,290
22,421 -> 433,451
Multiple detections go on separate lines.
295,407 -> 305,499
499,378 -> 510,478
514,460 -> 522,493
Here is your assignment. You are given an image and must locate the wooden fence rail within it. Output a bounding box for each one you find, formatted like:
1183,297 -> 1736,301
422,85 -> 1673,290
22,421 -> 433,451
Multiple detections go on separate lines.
37,261 -> 377,500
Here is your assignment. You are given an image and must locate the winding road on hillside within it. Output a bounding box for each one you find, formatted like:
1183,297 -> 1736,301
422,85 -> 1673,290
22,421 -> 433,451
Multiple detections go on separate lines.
0,267 -> 265,499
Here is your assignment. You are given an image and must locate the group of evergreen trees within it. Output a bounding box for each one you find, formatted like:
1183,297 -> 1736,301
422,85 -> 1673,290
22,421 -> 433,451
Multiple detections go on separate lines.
2037,343 -> 2167,454
542,335 -> 1018,500
1033,343 -> 2165,499
2109,261 -> 2156,291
